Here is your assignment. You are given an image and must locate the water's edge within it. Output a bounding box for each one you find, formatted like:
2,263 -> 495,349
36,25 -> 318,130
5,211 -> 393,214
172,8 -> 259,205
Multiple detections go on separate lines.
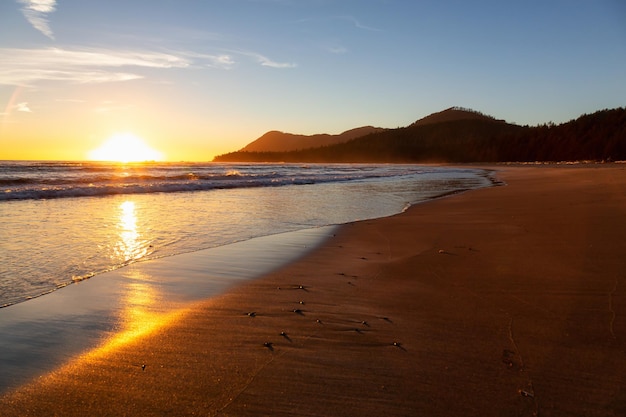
0,167 -> 500,394
0,226 -> 338,394
1,167 -> 499,310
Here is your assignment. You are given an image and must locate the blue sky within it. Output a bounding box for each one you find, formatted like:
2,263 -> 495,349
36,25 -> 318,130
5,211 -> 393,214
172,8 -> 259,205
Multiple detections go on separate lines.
1,0 -> 625,160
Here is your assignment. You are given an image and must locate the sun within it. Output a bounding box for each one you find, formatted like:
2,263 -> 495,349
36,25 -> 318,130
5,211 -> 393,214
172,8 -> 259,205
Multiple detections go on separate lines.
88,133 -> 164,163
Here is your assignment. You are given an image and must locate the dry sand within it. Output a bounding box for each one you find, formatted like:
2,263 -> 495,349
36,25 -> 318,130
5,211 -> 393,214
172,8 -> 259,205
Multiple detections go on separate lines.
1,165 -> 625,416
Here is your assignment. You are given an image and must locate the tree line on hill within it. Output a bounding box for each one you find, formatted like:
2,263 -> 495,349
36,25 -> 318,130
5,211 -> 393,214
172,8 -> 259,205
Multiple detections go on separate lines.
213,107 -> 626,163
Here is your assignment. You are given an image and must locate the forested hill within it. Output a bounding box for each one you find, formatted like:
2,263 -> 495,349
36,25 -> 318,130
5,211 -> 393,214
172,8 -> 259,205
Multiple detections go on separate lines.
240,126 -> 385,152
411,106 -> 504,126
213,107 -> 626,163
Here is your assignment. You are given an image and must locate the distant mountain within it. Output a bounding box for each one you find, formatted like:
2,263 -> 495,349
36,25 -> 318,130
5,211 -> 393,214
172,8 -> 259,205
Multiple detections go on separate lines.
214,107 -> 626,163
240,126 -> 385,153
412,106 -> 504,126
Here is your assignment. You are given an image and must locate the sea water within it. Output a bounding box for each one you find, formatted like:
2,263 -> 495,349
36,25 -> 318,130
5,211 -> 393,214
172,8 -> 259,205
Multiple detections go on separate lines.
0,161 -> 495,392
0,161 -> 494,308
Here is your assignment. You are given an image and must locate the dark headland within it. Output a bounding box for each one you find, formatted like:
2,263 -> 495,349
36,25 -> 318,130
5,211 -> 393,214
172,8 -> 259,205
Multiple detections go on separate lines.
214,106 -> 626,163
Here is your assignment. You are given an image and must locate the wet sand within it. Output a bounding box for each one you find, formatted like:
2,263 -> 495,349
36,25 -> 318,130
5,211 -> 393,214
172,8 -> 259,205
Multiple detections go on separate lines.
1,165 -> 625,416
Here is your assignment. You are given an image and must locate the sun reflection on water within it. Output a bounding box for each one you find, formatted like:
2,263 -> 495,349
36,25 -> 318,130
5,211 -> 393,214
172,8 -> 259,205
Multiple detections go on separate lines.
67,202 -> 187,364
115,200 -> 149,262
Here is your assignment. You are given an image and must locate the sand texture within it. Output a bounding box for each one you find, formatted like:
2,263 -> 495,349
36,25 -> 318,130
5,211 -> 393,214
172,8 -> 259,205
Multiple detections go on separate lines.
2,165 -> 626,416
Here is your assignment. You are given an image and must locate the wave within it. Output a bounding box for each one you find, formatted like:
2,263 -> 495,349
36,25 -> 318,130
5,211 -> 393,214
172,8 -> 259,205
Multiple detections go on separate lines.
2,181 -> 255,200
0,176 -> 392,201
0,162 -> 419,201
0,170 -> 414,201
0,172 -> 275,187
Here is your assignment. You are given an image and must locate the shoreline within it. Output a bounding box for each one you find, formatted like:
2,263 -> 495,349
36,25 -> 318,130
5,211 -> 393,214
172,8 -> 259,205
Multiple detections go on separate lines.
0,165 -> 491,394
1,163 -> 491,309
2,165 -> 626,416
0,226 -> 337,394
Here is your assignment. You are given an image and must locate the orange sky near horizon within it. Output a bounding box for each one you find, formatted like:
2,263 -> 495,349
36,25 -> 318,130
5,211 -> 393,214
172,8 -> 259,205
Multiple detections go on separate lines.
0,101 -> 241,161
0,73 -> 267,161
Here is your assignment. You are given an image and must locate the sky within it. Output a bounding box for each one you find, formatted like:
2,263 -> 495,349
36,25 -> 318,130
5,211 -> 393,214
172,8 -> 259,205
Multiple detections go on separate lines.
1,0 -> 625,161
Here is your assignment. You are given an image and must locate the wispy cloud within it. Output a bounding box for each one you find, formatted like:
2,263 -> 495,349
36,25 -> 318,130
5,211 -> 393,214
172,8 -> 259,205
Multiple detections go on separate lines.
238,51 -> 297,68
15,102 -> 32,112
0,46 -> 295,87
0,47 -> 191,86
181,51 -> 236,69
18,0 -> 56,39
211,54 -> 237,68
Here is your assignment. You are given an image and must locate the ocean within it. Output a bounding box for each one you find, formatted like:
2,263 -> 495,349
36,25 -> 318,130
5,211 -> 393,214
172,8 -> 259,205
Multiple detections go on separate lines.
0,161 -> 494,308
0,161 -> 495,391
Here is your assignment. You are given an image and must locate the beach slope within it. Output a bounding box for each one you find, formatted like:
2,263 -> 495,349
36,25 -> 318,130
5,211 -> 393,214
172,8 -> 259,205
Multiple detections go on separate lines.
2,165 -> 625,416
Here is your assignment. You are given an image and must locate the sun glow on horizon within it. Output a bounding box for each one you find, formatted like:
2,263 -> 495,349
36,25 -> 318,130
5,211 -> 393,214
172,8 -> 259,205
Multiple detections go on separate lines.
88,133 -> 164,162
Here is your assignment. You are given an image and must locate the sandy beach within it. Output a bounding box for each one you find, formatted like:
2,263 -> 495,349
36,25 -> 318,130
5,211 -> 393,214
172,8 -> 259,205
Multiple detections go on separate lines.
1,165 -> 625,416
